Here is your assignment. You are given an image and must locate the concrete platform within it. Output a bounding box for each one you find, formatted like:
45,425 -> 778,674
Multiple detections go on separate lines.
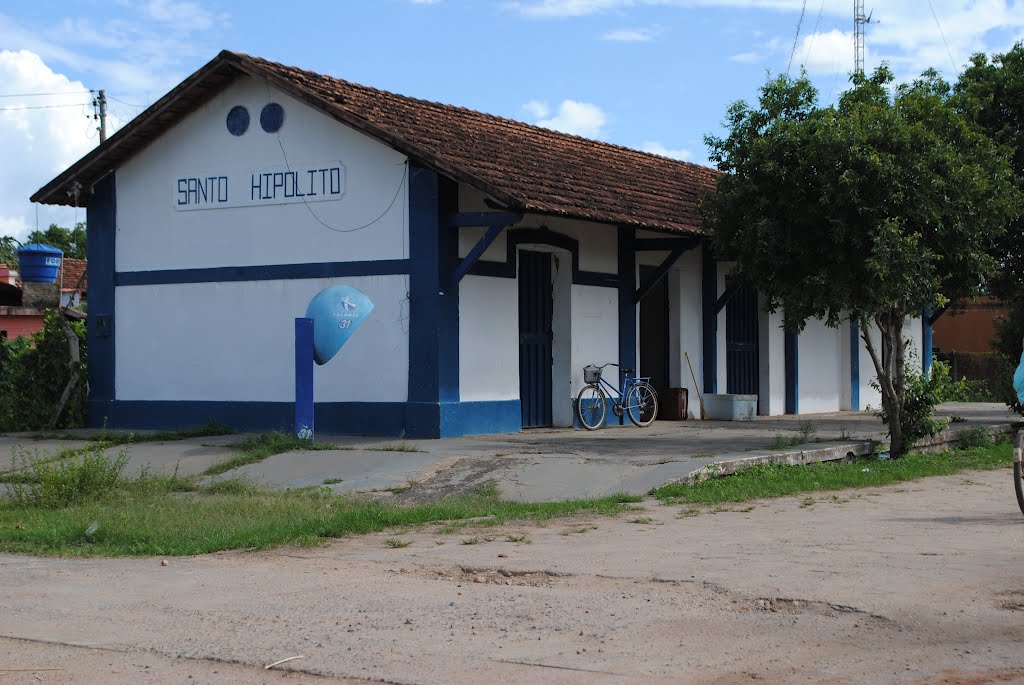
0,403 -> 1017,502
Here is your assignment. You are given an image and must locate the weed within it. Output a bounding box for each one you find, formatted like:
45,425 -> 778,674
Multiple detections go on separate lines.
560,525 -> 596,535
628,517 -> 654,524
505,533 -> 530,543
385,538 -> 412,548
956,427 -> 991,449
6,444 -> 128,508
322,478 -> 343,485
461,536 -> 482,545
677,508 -> 700,518
434,539 -> 446,545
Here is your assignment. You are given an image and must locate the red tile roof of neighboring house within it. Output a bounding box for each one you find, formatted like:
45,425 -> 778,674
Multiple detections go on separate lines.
59,258 -> 87,294
32,51 -> 717,236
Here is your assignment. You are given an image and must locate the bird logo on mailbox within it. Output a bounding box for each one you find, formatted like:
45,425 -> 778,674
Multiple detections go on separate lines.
304,285 -> 374,365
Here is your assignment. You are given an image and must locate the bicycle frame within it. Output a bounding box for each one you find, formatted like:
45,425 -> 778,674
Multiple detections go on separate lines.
595,368 -> 644,407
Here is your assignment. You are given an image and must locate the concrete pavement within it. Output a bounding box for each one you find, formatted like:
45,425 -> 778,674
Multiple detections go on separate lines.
0,402 -> 1017,501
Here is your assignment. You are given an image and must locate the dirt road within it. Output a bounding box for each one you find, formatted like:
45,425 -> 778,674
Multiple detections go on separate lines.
2,469 -> 1023,684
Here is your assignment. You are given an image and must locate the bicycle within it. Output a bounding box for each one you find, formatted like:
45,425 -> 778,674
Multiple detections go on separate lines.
576,363 -> 659,430
1015,429 -> 1024,516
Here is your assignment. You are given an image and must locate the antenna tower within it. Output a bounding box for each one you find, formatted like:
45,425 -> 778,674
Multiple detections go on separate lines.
854,0 -> 866,76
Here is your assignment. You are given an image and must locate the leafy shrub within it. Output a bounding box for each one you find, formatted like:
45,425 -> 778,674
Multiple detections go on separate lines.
0,310 -> 87,432
873,356 -> 948,454
929,359 -> 998,402
955,426 -> 992,449
6,444 -> 128,509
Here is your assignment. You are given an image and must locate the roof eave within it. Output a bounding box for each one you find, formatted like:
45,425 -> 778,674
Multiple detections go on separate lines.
32,51 -> 247,207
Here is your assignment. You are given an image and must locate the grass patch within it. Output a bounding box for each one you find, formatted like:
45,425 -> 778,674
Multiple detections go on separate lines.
203,432 -> 351,477
0,454 -> 642,556
654,442 -> 1013,504
385,538 -> 412,548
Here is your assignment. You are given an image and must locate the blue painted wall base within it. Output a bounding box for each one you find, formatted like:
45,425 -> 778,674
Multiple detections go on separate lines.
88,399 -> 522,438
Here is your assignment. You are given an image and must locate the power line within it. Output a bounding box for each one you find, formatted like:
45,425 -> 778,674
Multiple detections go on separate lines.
0,102 -> 88,111
0,90 -> 90,98
926,0 -> 960,77
787,0 -> 809,74
107,94 -> 147,109
802,0 -> 826,68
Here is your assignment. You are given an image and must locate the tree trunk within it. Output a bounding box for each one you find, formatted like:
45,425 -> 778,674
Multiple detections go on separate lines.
860,313 -> 908,457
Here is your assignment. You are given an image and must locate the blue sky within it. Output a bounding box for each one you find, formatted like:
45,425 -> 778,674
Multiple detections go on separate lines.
1,0 -> 1022,241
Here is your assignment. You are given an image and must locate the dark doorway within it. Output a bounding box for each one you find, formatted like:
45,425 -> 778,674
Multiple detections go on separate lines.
518,251 -> 553,428
639,265 -> 670,404
726,282 -> 759,395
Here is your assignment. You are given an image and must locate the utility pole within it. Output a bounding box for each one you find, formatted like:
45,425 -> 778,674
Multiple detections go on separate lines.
92,89 -> 107,142
854,0 -> 867,77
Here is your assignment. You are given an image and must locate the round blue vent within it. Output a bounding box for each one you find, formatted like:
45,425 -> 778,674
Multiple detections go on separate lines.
261,103 -> 285,133
226,106 -> 249,136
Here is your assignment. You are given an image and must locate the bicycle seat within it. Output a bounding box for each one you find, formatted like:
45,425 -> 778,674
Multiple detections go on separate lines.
620,367 -> 634,373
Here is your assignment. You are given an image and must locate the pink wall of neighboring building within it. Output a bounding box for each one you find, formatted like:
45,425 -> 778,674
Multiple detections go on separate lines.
0,311 -> 45,340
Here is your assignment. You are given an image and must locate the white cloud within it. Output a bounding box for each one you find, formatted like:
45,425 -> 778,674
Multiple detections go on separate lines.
640,141 -> 693,161
506,0 -> 632,18
729,51 -> 762,63
526,99 -> 609,138
601,26 -> 661,42
0,51 -> 95,242
522,100 -> 551,119
793,29 -> 854,74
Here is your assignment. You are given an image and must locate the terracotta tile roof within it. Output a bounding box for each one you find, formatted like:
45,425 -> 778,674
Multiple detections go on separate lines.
59,258 -> 87,293
33,51 -> 718,236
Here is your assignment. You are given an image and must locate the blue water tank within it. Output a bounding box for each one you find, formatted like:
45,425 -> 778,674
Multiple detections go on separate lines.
16,243 -> 63,283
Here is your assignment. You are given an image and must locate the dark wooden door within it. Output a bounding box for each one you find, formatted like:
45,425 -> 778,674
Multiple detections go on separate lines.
726,283 -> 759,395
519,251 -> 553,428
640,265 -> 670,401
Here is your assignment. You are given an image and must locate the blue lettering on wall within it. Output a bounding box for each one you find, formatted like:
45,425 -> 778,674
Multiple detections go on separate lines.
248,166 -> 344,203
177,162 -> 344,211
176,176 -> 230,207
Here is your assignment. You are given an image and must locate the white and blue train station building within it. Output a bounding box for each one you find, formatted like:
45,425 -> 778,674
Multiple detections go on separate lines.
33,51 -> 931,438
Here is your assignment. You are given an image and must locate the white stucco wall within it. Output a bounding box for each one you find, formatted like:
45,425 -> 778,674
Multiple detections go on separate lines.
117,77 -> 409,272
758,299 -> 786,416
571,285 -> 619,397
458,275 -> 519,402
668,248 -> 702,418
115,275 -> 409,402
799,318 -> 844,413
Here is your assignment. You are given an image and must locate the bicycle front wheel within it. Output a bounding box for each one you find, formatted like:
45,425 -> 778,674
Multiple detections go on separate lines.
576,384 -> 607,430
625,382 -> 659,427
1015,461 -> 1024,517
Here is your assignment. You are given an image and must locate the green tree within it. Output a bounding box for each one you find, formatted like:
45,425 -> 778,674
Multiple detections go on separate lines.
954,43 -> 1024,400
703,67 -> 1022,456
0,235 -> 18,267
25,222 -> 87,260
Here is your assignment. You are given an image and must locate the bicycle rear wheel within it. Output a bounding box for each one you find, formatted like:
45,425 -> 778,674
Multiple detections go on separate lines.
1014,432 -> 1024,516
1015,459 -> 1024,517
625,382 -> 659,427
576,384 -> 607,430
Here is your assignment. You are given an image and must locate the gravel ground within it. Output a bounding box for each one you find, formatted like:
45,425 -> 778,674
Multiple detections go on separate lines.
2,468 -> 1023,684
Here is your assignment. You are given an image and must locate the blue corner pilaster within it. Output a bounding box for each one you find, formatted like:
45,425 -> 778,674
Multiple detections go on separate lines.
407,165 -> 460,436
617,225 -> 636,376
922,308 -> 933,376
295,318 -> 314,440
701,245 -> 718,394
86,173 -> 116,427
784,327 -> 798,415
849,316 -> 860,412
